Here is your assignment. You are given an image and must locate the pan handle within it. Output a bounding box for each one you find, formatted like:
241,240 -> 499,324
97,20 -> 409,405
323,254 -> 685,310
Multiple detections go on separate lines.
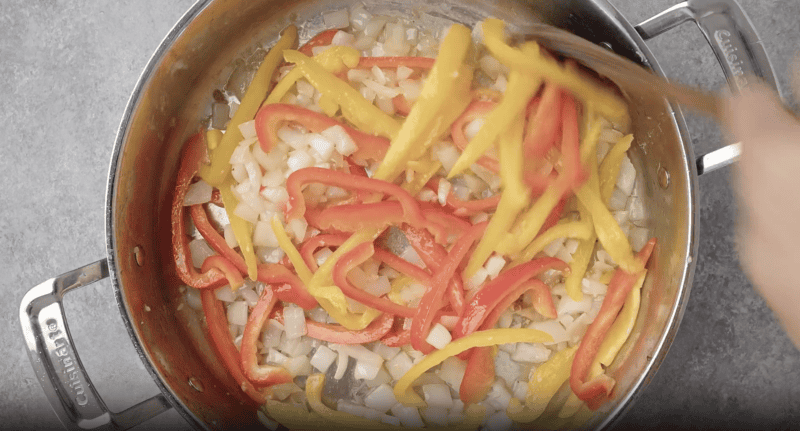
635,0 -> 781,175
19,260 -> 171,431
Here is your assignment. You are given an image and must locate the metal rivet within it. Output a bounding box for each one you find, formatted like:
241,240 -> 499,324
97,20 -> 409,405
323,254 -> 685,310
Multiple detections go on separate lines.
189,377 -> 204,392
599,42 -> 613,51
133,246 -> 145,267
658,166 -> 670,189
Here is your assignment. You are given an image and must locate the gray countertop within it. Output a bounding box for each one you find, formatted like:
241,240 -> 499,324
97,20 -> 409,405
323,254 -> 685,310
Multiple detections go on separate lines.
2,1 -> 799,430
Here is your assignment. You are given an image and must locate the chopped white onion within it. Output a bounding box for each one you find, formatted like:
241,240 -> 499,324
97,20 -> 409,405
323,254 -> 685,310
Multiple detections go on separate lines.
255,246 -> 284,264
331,30 -> 355,46
306,133 -> 335,162
366,367 -> 393,388
223,224 -> 238,249
629,226 -> 650,252
479,54 -> 505,79
322,125 -> 357,156
366,275 -> 392,297
239,287 -> 259,307
334,351 -> 349,380
437,179 -> 452,206
386,351 -> 414,380
436,356 -> 466,390
364,383 -> 398,413
261,319 -> 283,349
183,180 -> 212,206
466,267 -> 489,290
314,247 -> 333,268
600,127 -> 624,144
485,255 -> 507,279
337,401 -> 383,422
494,350 -> 522,386
543,238 -> 565,257
226,301 -> 248,326
233,202 -> 260,224
425,323 -> 452,350
252,220 -> 279,247
283,304 -> 307,339
347,68 -> 372,82
582,277 -> 608,295
323,9 -> 350,29
374,343 -> 400,361
398,79 -> 422,101
286,149 -> 314,173
185,287 -> 202,311
266,348 -> 288,365
512,343 -> 551,363
485,410 -> 513,431
188,239 -> 215,269
422,383 -> 453,409
350,4 -> 373,31
616,155 -> 636,196
391,404 -> 426,428
464,118 -> 485,141
288,218 -> 308,241
528,320 -> 569,345
420,407 -> 449,427
238,120 -> 257,140
486,380 -> 512,410
284,355 -> 312,377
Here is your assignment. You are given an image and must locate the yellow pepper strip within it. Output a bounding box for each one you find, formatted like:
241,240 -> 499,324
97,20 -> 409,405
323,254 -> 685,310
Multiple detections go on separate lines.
218,179 -> 258,281
306,374 -> 403,430
388,275 -> 413,306
265,46 -> 361,106
206,128 -> 223,151
512,219 -> 594,267
589,271 -> 647,378
574,159 -> 640,273
495,182 -> 565,256
464,110 -> 530,277
599,134 -> 634,203
447,44 -> 542,178
517,345 -> 578,422
270,214 -> 313,284
556,270 -> 647,419
450,404 -> 487,431
394,328 -> 552,406
283,49 -> 400,139
402,157 -> 442,195
373,24 -> 473,181
480,18 -> 629,128
563,203 -> 595,301
198,26 -> 297,187
264,400 -> 328,430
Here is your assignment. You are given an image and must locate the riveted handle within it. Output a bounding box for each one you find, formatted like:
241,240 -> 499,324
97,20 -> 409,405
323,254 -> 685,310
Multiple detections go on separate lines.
636,0 -> 780,175
19,260 -> 171,430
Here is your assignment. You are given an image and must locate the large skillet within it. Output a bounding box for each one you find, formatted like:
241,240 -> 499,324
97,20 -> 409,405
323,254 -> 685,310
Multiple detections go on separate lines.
20,0 -> 778,429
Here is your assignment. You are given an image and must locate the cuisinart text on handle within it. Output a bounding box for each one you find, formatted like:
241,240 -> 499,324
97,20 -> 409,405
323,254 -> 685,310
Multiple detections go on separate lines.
46,318 -> 89,406
714,30 -> 749,89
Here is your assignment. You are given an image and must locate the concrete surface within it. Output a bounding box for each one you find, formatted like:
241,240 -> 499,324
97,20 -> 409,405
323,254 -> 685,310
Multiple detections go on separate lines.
2,1 -> 799,430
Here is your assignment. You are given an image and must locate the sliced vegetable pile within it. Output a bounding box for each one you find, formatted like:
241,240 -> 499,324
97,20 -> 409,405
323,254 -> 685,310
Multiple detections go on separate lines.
172,9 -> 655,430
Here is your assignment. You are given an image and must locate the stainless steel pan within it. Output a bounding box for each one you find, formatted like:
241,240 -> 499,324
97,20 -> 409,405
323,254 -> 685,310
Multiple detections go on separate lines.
20,0 -> 779,429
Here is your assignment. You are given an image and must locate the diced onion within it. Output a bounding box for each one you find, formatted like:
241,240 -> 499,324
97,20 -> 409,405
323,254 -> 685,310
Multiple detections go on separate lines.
233,202 -> 260,224
266,348 -> 289,365
582,277 -> 608,295
238,120 -> 257,140
286,149 -> 314,173
528,320 -> 569,345
616,155 -> 636,196
284,355 -> 312,377
374,343 -> 400,361
437,179 -> 452,206
253,220 -> 279,247
239,287 -> 259,307
283,304 -> 307,339
223,224 -> 238,249
629,226 -> 650,252
493,350 -> 522,386
226,301 -> 248,326
464,118 -> 485,141
436,357 -> 466,391
321,125 -> 357,156
364,383 -> 399,413
425,323 -> 452,350
260,319 -> 283,349
386,351 -> 414,380
511,342 -> 551,363
485,380 -> 512,410
422,383 -> 453,409
323,9 -> 350,29
366,367 -> 393,388
188,239 -> 215,269
306,133 -> 335,162
485,255 -> 506,279
183,180 -> 212,206
331,30 -> 355,46
420,407 -> 449,427
391,404 -> 425,428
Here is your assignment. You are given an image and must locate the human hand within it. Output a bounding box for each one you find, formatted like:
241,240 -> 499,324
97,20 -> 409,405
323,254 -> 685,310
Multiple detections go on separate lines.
726,81 -> 800,347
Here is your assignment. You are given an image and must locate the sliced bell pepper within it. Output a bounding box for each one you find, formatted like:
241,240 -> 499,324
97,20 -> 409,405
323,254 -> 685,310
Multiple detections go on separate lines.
450,100 -> 500,173
264,400 -> 327,430
285,167 -> 448,243
171,133 -> 227,289
306,374 -> 403,430
273,306 -> 394,345
333,242 -> 417,318
421,207 -> 473,237
283,49 -> 400,139
453,258 -> 568,340
298,29 -> 338,56
570,238 -> 656,410
240,287 -> 294,386
447,44 -> 542,178
199,255 -> 244,290
460,346 -> 496,405
505,345 -> 577,423
494,182 -> 566,257
267,45 -> 363,106
219,177 -> 259,280
480,18 -> 629,128
523,83 -> 562,160
393,328 -> 553,407
513,219 -> 594,266
200,289 -> 266,405
411,222 -> 487,353
198,25 -> 297,187
190,204 -> 247,273
599,134 -> 634,204
561,204 -> 596,302
254,103 -> 389,163
559,92 -> 589,189
373,24 -> 473,182
270,214 -> 313,284
464,107 -> 529,278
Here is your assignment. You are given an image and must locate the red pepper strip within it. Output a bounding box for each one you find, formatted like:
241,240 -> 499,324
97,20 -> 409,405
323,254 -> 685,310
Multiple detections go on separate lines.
298,29 -> 339,56
450,101 -> 500,173
333,242 -> 417,318
356,56 -> 436,70
523,83 -> 563,160
400,223 -> 465,316
541,197 -> 567,235
411,222 -> 488,353
240,288 -> 294,387
286,167 -> 448,243
460,346 -> 496,405
273,306 -> 395,345
420,205 -> 472,235
200,289 -> 265,404
453,258 -> 569,340
172,133 -> 227,289
393,95 -> 412,116
381,317 -> 411,347
481,280 -> 557,330
570,238 -> 657,410
210,189 -> 223,207
190,203 -> 317,309
560,92 -> 588,190
309,201 -> 407,232
300,233 -> 432,283
255,104 -> 390,163
200,256 -> 244,290
257,264 -> 318,310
